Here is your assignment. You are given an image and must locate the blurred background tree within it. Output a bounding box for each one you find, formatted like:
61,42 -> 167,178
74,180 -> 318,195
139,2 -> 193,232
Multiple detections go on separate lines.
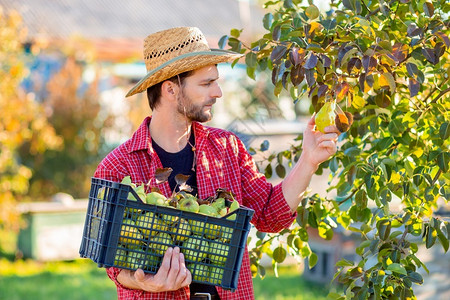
1,6 -> 117,235
0,8 -> 62,231
18,55 -> 114,199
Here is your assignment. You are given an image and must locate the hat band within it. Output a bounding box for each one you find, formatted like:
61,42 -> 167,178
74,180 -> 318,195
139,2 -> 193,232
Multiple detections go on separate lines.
127,49 -> 240,96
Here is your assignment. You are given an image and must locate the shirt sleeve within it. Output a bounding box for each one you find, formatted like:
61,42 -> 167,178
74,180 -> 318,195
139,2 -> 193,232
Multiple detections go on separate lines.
93,151 -> 129,182
234,135 -> 296,233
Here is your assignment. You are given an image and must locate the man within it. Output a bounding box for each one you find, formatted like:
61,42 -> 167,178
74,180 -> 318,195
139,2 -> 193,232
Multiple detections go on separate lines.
94,27 -> 339,300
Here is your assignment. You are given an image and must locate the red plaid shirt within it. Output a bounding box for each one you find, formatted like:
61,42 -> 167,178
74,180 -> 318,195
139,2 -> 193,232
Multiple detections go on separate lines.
94,117 -> 296,300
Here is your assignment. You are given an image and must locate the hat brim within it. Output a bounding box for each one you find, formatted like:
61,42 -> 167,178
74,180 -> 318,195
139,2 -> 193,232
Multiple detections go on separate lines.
126,49 -> 243,97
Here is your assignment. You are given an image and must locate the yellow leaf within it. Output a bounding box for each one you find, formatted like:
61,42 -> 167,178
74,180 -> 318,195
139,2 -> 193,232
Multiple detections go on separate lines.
379,73 -> 396,92
309,21 -> 323,35
390,171 -> 401,184
352,95 -> 365,109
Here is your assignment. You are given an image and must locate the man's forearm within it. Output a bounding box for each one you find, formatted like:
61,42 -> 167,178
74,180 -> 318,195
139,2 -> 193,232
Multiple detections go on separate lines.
281,154 -> 318,212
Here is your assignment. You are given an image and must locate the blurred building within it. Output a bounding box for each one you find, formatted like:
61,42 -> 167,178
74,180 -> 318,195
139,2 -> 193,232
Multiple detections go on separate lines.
0,0 -> 265,61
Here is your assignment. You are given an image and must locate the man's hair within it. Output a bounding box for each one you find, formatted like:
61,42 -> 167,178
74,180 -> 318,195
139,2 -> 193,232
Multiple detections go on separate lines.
146,70 -> 193,110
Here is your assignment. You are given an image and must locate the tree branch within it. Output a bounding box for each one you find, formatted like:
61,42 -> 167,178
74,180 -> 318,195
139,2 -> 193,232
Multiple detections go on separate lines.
338,182 -> 364,205
431,86 -> 450,104
366,0 -> 398,19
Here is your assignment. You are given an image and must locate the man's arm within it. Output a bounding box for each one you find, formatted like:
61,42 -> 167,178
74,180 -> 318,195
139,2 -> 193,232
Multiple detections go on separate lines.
282,116 -> 339,212
117,247 -> 191,292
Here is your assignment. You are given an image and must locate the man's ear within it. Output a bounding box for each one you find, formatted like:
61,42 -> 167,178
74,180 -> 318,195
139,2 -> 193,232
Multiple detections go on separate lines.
161,80 -> 178,100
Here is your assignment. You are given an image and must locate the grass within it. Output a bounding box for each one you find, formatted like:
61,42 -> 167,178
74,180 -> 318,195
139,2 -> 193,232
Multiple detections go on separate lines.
0,258 -> 116,300
0,230 -> 330,299
253,265 -> 330,300
0,258 -> 330,300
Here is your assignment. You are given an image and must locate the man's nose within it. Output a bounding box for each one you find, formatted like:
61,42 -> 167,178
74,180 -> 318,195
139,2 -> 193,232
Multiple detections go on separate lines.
212,83 -> 223,98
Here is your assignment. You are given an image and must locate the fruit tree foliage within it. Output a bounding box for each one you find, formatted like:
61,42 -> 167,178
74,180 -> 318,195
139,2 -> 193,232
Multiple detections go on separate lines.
220,0 -> 449,299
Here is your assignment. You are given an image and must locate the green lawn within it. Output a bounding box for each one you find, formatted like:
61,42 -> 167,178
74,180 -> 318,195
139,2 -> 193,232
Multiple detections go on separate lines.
0,258 -> 329,300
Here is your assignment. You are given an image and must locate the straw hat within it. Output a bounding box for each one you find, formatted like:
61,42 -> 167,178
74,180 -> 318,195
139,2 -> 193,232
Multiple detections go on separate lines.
126,27 -> 243,97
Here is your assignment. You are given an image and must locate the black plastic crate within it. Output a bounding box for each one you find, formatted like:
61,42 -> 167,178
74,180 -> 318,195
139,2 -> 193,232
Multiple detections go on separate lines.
79,177 -> 254,292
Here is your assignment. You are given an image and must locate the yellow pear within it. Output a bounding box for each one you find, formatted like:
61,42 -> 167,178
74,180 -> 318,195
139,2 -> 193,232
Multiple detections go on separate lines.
315,102 -> 336,133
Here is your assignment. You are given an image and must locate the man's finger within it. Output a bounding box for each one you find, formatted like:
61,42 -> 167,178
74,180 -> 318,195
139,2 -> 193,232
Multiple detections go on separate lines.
174,252 -> 188,287
156,247 -> 173,276
181,263 -> 192,287
324,125 -> 340,134
166,247 -> 180,284
134,268 -> 145,282
307,114 -> 316,128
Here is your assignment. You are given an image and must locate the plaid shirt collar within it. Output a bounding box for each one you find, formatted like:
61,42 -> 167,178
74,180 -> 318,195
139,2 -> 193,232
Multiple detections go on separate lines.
127,116 -> 210,155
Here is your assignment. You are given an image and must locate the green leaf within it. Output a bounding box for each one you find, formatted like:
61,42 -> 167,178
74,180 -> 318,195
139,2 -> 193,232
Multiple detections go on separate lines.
387,263 -> 407,275
377,219 -> 391,241
298,227 -> 309,242
388,119 -> 405,136
426,226 -> 437,249
301,245 -> 311,257
265,163 -> 273,178
309,252 -> 318,269
434,221 -> 449,252
273,246 -> 287,263
408,271 -> 424,284
440,122 -> 450,140
377,137 -> 394,151
275,164 -> 286,178
437,152 -> 450,173
246,66 -> 256,80
355,190 -> 367,209
389,231 -> 403,239
305,4 -> 320,19
336,258 -> 355,267
344,146 -> 360,157
218,35 -> 228,49
230,28 -> 241,38
327,292 -> 345,300
245,52 -> 257,68
263,13 -> 274,30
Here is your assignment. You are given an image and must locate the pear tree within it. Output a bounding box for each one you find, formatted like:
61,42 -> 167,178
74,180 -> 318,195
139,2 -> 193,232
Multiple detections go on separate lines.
221,0 -> 449,298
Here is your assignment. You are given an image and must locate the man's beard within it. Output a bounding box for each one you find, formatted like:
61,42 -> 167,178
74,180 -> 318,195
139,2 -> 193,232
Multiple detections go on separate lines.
176,90 -> 215,123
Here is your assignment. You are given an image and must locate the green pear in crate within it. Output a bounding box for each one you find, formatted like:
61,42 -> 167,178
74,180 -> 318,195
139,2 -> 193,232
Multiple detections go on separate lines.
119,219 -> 144,247
170,218 -> 192,243
182,237 -> 209,262
188,264 -> 210,282
127,250 -> 161,270
211,197 -> 228,217
114,248 -> 129,268
177,196 -> 200,213
209,265 -> 224,285
135,212 -> 168,238
198,204 -> 221,239
219,226 -> 233,244
187,218 -> 205,237
148,232 -> 173,256
146,190 -> 178,226
208,240 -> 230,264
121,176 -> 145,216
226,199 -> 240,221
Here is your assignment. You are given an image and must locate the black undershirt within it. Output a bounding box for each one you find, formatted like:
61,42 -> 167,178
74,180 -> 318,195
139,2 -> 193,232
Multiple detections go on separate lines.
152,133 -> 218,296
152,133 -> 198,195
